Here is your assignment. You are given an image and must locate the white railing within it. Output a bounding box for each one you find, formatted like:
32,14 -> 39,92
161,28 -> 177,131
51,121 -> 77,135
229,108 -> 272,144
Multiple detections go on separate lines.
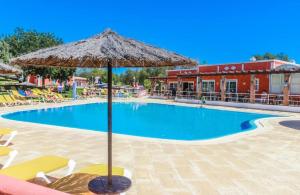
255,93 -> 284,105
151,89 -> 300,107
289,95 -> 300,106
202,92 -> 222,101
225,93 -> 250,103
151,90 -> 174,98
176,91 -> 197,99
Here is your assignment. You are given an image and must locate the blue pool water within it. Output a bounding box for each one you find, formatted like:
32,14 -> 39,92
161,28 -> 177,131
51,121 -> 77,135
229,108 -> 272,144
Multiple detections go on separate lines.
2,102 -> 275,141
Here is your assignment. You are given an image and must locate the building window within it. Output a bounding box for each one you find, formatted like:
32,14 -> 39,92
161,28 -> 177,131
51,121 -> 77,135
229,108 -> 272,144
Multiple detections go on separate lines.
183,82 -> 194,91
169,83 -> 177,90
202,80 -> 215,92
226,80 -> 237,93
255,78 -> 259,92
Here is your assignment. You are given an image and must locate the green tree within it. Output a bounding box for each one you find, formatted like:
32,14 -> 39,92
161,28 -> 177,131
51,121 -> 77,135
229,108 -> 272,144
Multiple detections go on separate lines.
118,67 -> 171,86
143,79 -> 151,90
0,41 -> 11,63
52,67 -> 76,84
121,69 -> 136,85
253,52 -> 290,62
2,28 -> 75,86
137,69 -> 148,84
3,27 -> 63,56
78,67 -> 173,87
78,68 -> 121,85
276,52 -> 290,61
86,69 -> 107,83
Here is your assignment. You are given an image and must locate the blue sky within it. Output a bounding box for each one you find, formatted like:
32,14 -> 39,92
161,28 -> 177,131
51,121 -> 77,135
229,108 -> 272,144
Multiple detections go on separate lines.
1,0 -> 300,68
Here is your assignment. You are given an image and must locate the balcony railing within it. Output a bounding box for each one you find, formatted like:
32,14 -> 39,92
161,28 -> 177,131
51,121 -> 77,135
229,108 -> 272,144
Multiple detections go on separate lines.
176,91 -> 197,99
202,92 -> 222,101
151,90 -> 175,98
289,95 -> 300,106
225,93 -> 250,103
254,93 -> 284,105
150,89 -> 300,107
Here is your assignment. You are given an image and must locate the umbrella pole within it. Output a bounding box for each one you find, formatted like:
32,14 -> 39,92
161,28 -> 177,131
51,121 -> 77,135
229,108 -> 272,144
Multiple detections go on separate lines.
88,61 -> 131,194
107,60 -> 113,186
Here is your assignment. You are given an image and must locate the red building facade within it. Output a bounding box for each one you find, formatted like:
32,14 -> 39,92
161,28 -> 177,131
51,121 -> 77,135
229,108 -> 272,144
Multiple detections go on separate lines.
166,60 -> 293,94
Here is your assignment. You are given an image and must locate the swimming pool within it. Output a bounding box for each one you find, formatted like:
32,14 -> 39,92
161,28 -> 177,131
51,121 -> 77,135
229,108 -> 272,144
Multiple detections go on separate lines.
2,102 -> 275,141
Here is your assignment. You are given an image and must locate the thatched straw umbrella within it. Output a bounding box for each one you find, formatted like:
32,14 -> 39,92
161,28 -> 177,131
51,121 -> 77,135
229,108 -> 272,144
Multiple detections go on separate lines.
11,29 -> 196,194
0,62 -> 22,74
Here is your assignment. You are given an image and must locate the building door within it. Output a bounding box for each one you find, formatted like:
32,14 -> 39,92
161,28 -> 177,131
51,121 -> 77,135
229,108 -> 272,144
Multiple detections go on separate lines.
291,73 -> 300,94
226,80 -> 237,93
183,82 -> 194,91
270,74 -> 284,94
169,82 -> 178,96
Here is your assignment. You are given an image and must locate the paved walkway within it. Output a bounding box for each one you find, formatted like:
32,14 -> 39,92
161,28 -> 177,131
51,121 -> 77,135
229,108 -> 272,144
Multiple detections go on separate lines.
0,98 -> 300,195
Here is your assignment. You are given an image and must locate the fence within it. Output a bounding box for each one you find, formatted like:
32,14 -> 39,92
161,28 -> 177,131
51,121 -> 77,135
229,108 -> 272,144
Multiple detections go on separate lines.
151,90 -> 174,98
150,90 -> 300,106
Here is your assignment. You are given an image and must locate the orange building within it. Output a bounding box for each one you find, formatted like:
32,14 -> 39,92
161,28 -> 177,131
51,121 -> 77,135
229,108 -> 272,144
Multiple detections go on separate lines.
166,59 -> 300,95
27,75 -> 88,88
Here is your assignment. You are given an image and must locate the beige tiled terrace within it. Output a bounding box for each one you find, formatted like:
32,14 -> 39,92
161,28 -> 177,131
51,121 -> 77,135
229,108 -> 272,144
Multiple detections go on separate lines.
0,98 -> 300,194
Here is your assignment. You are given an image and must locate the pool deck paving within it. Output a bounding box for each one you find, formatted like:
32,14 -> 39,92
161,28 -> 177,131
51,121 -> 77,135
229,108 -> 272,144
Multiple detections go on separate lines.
0,98 -> 300,195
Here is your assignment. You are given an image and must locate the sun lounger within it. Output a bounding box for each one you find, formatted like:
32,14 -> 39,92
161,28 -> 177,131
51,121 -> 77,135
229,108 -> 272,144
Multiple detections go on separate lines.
0,128 -> 17,147
0,155 -> 76,183
3,95 -> 20,106
9,94 -> 30,105
47,164 -> 131,195
0,95 -> 11,106
0,147 -> 18,169
0,175 -> 70,195
0,95 -> 6,106
11,90 -> 26,100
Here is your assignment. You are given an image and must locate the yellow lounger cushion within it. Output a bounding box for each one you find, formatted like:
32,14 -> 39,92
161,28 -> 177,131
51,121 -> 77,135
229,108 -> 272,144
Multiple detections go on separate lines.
0,147 -> 12,156
0,155 -> 69,180
0,128 -> 12,135
79,164 -> 124,176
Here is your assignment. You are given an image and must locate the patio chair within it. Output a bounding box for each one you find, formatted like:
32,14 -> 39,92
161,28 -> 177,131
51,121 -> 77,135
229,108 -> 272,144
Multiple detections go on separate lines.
3,95 -> 20,106
0,147 -> 18,169
9,95 -> 30,105
0,129 -> 18,147
0,155 -> 76,183
0,95 -> 7,106
0,95 -> 14,106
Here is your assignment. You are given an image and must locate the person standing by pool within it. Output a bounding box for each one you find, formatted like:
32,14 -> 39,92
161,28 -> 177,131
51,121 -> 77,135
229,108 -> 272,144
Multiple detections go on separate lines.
72,81 -> 77,100
57,84 -> 63,93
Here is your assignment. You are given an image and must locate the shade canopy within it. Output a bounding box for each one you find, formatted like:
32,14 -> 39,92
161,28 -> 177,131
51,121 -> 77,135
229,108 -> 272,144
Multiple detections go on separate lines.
0,62 -> 22,74
11,29 -> 196,68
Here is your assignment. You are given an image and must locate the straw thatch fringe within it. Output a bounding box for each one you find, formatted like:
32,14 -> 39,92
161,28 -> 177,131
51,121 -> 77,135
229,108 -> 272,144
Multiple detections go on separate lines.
11,29 -> 197,68
0,62 -> 22,74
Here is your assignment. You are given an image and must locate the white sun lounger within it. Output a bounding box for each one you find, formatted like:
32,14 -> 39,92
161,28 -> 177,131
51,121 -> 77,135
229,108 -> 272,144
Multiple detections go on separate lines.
0,129 -> 18,147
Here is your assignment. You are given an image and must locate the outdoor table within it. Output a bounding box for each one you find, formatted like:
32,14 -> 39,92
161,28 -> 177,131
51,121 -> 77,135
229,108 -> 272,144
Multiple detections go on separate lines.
48,173 -> 130,195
